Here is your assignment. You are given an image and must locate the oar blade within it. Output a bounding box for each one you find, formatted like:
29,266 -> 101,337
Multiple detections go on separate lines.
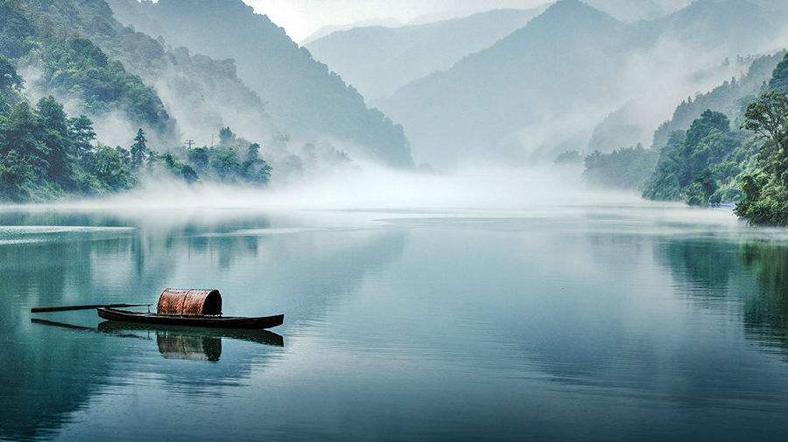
31,303 -> 149,313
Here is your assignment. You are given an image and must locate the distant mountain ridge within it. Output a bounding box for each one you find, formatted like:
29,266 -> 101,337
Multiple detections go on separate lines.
632,0 -> 781,54
108,0 -> 413,167
300,18 -> 403,45
652,51 -> 787,149
377,0 -> 632,165
306,7 -> 547,101
375,0 -> 785,166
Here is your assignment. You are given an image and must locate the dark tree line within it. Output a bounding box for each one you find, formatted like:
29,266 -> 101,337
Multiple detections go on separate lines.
0,56 -> 272,202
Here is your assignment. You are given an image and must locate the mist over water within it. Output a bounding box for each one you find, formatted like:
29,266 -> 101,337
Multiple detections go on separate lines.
28,162 -> 640,212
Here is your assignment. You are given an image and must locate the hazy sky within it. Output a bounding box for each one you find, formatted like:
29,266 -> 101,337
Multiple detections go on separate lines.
246,0 -> 549,42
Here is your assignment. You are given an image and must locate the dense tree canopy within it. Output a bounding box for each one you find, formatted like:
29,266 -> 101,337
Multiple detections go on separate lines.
37,37 -> 172,134
583,144 -> 658,190
735,90 -> 788,225
642,110 -> 750,205
0,64 -> 273,202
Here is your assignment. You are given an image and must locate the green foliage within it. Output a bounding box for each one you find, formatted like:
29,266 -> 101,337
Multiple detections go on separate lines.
218,127 -> 235,145
241,143 -> 272,184
643,110 -> 749,205
0,56 -> 22,91
0,149 -> 33,201
80,143 -> 132,192
652,52 -> 785,150
0,102 -> 275,203
0,94 -> 139,200
35,96 -> 72,187
0,56 -> 23,112
686,109 -> 730,147
187,147 -> 209,171
130,128 -> 147,168
0,0 -> 35,59
768,54 -> 788,94
735,90 -> 788,225
36,36 -> 171,133
0,3 -> 278,202
180,127 -> 272,186
583,144 -> 658,190
68,115 -> 95,158
160,152 -> 199,184
123,126 -> 274,189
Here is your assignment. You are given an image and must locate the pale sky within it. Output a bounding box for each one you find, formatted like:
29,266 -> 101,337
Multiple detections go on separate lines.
245,0 -> 549,42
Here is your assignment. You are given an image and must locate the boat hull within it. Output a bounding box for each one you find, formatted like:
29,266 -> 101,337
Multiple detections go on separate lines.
97,308 -> 284,330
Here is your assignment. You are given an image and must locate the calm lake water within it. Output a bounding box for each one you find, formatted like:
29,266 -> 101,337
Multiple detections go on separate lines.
3,203 -> 788,441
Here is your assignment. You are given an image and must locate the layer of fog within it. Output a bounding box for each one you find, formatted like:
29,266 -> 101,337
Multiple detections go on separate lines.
45,162 -> 641,211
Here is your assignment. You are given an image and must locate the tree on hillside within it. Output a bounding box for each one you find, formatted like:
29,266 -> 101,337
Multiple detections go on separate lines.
0,57 -> 23,114
1,101 -> 46,169
735,90 -> 788,225
768,54 -> 788,93
583,144 -> 657,190
36,96 -> 73,187
0,57 -> 22,91
218,126 -> 235,145
68,115 -> 96,158
643,110 -> 746,205
686,110 -> 730,147
130,128 -> 148,168
241,143 -> 272,184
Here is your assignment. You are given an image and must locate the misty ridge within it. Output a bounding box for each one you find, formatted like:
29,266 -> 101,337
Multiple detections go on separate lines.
1,0 -> 788,223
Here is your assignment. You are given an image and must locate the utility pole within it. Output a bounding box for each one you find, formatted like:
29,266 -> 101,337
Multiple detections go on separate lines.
185,139 -> 195,149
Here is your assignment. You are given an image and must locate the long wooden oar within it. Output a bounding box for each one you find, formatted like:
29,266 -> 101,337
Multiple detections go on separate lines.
31,303 -> 150,313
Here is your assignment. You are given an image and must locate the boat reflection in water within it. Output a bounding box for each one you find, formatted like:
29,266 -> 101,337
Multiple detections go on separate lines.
31,318 -> 284,363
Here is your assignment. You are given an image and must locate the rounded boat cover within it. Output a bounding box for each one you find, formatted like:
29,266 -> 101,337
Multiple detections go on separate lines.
157,289 -> 222,316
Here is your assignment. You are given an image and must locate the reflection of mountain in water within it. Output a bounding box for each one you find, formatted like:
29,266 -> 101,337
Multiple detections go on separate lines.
654,238 -> 788,349
500,230 -> 788,402
740,243 -> 788,346
0,209 -> 406,441
655,239 -> 738,293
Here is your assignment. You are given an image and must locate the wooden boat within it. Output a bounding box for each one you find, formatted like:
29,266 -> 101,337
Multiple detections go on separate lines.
97,307 -> 284,330
32,288 -> 284,330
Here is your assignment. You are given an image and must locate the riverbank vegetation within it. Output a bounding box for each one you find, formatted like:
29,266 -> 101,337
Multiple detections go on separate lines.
581,53 -> 788,225
0,57 -> 271,202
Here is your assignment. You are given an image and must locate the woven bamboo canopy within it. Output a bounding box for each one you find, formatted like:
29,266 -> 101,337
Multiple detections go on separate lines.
157,289 -> 222,316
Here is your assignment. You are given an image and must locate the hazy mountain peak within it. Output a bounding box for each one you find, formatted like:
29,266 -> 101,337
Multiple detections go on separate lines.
306,7 -> 545,101
648,0 -> 777,54
542,0 -> 623,23
492,0 -> 625,51
108,0 -> 414,167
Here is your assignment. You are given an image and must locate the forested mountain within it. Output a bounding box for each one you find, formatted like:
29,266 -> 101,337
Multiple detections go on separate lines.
0,0 -> 370,201
2,0 -> 177,147
306,7 -> 546,101
583,51 -> 787,203
107,0 -> 413,167
640,53 -> 788,210
377,0 -> 783,167
9,0 -> 280,152
651,51 -> 786,149
588,56 -> 758,154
